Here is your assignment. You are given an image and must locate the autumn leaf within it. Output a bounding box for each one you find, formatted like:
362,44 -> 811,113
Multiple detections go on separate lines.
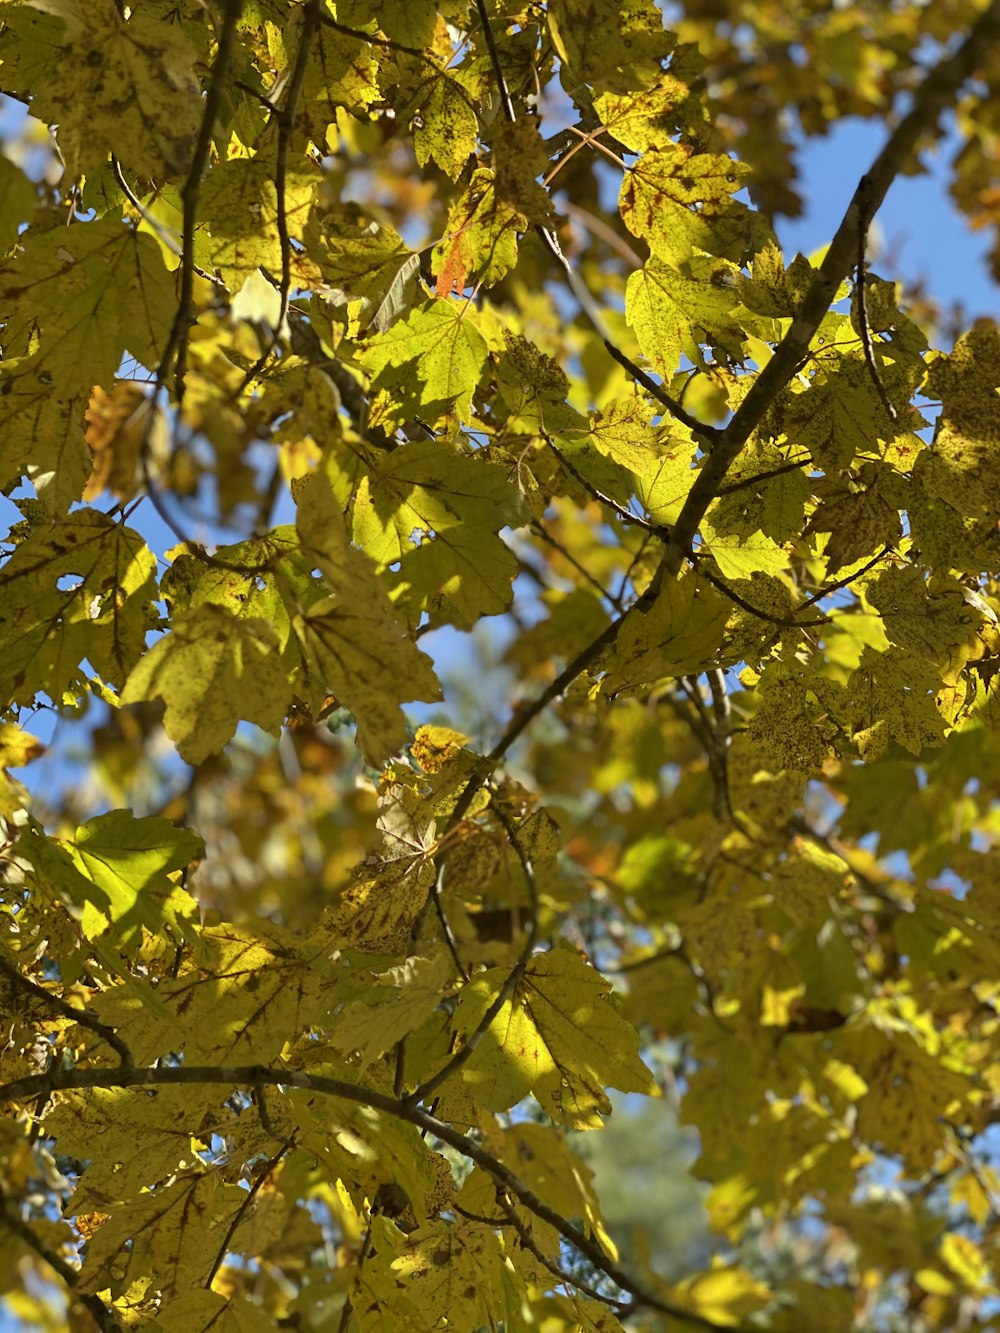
120,604 -> 291,765
626,258 -> 746,378
435,946 -> 656,1128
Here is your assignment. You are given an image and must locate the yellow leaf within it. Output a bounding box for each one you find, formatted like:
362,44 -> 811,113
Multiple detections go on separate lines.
0,511 -> 157,705
0,217 -> 176,395
672,1263 -> 771,1326
83,383 -> 148,503
603,572 -> 730,695
295,472 -> 442,763
1,0 -> 201,180
939,1231 -> 992,1290
120,604 -> 291,765
77,1170 -> 246,1300
625,258 -> 745,379
435,946 -> 656,1129
0,721 -> 44,768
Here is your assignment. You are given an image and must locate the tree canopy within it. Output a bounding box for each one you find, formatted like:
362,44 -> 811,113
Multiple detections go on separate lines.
2,1 -> 1000,1329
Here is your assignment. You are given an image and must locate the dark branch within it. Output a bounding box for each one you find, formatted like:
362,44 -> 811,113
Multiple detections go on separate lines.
0,1184 -> 120,1332
232,0 -> 321,393
0,1063 -> 744,1333
854,176 -> 899,424
660,6 -> 1000,572
408,799 -> 540,1105
471,0 -> 719,445
543,433 -> 662,535
0,952 -> 133,1068
161,0 -> 242,397
698,564 -> 828,628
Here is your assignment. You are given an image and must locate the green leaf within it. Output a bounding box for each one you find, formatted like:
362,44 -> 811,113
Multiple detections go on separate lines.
748,664 -> 843,773
119,604 -> 291,765
352,1217 -> 506,1331
0,217 -> 177,393
708,439 -> 811,543
862,564 -> 993,686
547,0 -> 672,93
625,258 -> 746,378
352,437 -> 529,627
68,811 -> 203,949
435,946 -> 656,1128
199,153 -> 318,292
93,921 -> 339,1065
0,370 -> 91,513
0,155 -> 35,250
315,216 -> 419,336
916,325 -> 1000,523
846,646 -> 948,760
295,471 -> 442,763
326,951 -> 454,1072
338,0 -> 439,49
701,526 -> 791,580
78,1170 -> 246,1298
360,298 -> 489,426
0,510 -> 157,705
432,168 -> 522,295
603,572 -> 731,694
621,144 -> 754,263
0,0 -> 201,180
779,350 -> 898,471
412,72 -> 479,181
44,1085 -> 220,1204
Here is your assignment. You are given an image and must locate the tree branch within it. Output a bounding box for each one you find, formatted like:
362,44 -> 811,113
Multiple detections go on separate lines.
231,0 -> 321,393
471,0 -> 719,443
160,0 -> 242,397
0,951 -> 133,1068
408,799 -> 540,1105
660,6 -> 1000,573
0,1063 -> 743,1333
0,1184 -> 120,1332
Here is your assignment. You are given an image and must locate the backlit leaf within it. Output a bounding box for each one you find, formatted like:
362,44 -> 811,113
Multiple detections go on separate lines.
0,218 -> 176,393
436,946 -> 656,1128
626,258 -> 745,378
120,604 -> 291,765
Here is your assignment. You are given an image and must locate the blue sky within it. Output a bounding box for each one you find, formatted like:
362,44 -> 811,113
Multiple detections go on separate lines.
778,114 -> 996,326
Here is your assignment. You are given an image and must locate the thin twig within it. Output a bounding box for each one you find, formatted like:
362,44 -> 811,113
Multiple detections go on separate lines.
530,521 -> 621,609
0,952 -> 133,1067
698,564 -> 828,628
561,200 -> 643,267
494,1193 -> 625,1310
205,1139 -> 293,1287
161,0 -> 242,397
716,455 -> 813,495
0,1185 -> 120,1332
600,339 -> 721,442
428,865 -> 471,984
231,0 -> 321,394
337,1226 -> 374,1333
543,433 -> 662,535
614,530 -> 654,606
796,543 -> 895,613
854,176 -> 899,424
112,157 -> 226,288
471,0 -> 719,445
408,799 -> 540,1106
